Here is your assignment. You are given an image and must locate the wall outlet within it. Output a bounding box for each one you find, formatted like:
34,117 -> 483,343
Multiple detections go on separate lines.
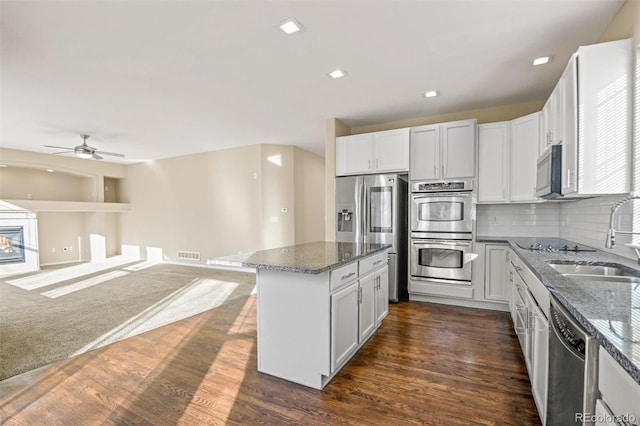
52,247 -> 56,253
27,193 -> 33,200
281,207 -> 288,213
68,246 -> 73,252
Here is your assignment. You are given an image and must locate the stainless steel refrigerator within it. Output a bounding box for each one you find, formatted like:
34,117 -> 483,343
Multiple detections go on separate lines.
335,173 -> 408,302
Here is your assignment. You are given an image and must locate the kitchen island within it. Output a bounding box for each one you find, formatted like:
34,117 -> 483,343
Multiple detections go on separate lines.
207,241 -> 390,389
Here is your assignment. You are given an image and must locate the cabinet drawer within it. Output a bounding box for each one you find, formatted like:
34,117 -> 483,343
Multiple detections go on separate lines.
359,252 -> 387,276
330,262 -> 358,292
521,266 -> 550,319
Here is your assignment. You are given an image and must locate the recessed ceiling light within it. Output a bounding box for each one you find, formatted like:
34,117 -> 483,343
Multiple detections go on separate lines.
424,90 -> 439,98
46,169 -> 54,173
533,56 -> 551,66
280,18 -> 303,35
329,69 -> 346,79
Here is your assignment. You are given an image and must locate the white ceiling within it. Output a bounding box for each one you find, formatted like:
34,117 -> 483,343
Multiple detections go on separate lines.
0,0 -> 626,164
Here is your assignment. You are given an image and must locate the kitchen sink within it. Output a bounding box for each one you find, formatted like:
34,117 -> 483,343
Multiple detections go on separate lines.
548,263 -> 635,276
548,262 -> 640,283
562,274 -> 640,283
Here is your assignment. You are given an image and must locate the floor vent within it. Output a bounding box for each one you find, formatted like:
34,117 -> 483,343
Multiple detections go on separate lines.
177,251 -> 200,261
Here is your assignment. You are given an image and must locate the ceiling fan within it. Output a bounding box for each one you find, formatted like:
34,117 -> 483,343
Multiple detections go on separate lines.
44,134 -> 125,160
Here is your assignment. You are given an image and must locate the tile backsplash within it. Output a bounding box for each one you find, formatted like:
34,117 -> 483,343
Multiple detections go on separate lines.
477,195 -> 638,261
559,195 -> 637,260
476,203 -> 560,237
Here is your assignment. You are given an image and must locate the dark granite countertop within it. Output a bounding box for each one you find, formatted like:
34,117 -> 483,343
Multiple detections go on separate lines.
477,235 -> 640,386
207,242 -> 391,274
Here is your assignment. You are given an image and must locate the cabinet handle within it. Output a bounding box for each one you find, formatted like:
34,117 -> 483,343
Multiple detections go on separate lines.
373,260 -> 383,266
358,287 -> 362,304
434,165 -> 438,177
442,164 -> 447,177
341,272 -> 356,280
567,169 -> 571,187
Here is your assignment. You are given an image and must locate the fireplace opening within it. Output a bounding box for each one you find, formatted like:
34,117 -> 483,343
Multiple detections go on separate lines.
0,226 -> 26,264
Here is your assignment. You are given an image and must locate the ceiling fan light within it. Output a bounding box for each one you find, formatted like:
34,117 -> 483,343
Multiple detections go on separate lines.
76,152 -> 92,159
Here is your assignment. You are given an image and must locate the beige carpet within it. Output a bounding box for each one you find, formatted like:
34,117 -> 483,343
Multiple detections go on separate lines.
0,260 -> 256,381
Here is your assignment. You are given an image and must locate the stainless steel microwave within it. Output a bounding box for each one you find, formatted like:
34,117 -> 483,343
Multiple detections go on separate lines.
536,145 -> 562,199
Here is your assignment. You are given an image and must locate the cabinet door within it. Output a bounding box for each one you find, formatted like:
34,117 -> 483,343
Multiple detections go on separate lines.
410,124 -> 440,180
375,265 -> 389,324
478,122 -> 509,203
551,81 -> 563,145
507,255 -> 517,323
373,128 -> 410,172
510,112 -> 540,202
531,305 -> 548,423
484,244 -> 509,302
522,288 -> 536,376
359,273 -> 377,342
576,39 -> 631,195
561,55 -> 578,196
330,281 -> 359,372
336,134 -> 373,176
441,119 -> 476,179
539,100 -> 551,156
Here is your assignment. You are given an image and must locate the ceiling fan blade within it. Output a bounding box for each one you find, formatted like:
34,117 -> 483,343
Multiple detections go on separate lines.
95,150 -> 125,158
52,150 -> 74,155
92,153 -> 104,160
44,145 -> 74,150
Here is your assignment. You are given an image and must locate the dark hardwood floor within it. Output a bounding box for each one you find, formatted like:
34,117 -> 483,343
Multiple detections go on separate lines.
0,296 -> 541,425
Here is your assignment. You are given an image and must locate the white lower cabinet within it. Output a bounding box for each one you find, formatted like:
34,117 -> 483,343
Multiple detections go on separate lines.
484,244 -> 509,302
597,347 -> 640,425
330,259 -> 389,375
506,250 -> 549,424
375,265 -> 389,323
531,303 -> 549,423
358,271 -> 377,342
330,281 -> 359,372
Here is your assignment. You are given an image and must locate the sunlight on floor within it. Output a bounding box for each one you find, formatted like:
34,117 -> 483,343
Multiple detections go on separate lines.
5,256 -> 139,290
72,278 -> 240,355
183,338 -> 253,424
41,270 -> 130,298
228,296 -> 257,335
122,261 -> 161,272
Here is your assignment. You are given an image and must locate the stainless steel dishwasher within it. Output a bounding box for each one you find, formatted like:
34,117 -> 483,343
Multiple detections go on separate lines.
546,297 -> 598,426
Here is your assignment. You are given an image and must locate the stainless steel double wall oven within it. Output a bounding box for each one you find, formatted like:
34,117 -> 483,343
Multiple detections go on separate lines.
410,179 -> 476,285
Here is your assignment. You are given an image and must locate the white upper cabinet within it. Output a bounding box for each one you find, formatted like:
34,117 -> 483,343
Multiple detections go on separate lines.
410,119 -> 476,181
336,128 -> 409,176
478,112 -> 540,203
478,122 -> 509,202
561,39 -> 632,197
409,124 -> 440,180
510,113 -> 540,202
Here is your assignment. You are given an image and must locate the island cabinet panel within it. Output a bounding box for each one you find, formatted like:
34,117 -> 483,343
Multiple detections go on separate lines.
330,282 -> 359,372
256,270 -> 331,389
255,249 -> 389,390
358,271 -> 377,342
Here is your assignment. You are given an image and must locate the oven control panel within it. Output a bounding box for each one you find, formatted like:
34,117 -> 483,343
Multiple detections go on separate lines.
411,178 -> 474,193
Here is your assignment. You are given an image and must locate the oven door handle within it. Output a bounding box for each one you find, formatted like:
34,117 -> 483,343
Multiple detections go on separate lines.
411,240 -> 472,247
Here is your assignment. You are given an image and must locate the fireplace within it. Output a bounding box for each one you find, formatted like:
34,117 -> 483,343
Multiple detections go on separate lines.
0,226 -> 26,264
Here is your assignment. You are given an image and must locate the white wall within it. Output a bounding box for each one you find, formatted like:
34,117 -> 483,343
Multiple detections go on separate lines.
294,146 -> 325,244
119,144 -> 325,263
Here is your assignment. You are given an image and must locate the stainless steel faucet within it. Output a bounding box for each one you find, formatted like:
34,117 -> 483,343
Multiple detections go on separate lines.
605,193 -> 640,249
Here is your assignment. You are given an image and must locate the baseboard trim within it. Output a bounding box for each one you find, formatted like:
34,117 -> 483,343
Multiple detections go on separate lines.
409,294 -> 510,312
163,260 -> 256,274
40,259 -> 90,267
